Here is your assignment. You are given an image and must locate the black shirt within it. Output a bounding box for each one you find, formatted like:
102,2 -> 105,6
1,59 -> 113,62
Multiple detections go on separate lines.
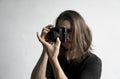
46,53 -> 102,79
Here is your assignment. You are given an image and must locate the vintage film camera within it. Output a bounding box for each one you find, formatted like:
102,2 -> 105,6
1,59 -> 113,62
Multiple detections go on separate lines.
45,26 -> 67,43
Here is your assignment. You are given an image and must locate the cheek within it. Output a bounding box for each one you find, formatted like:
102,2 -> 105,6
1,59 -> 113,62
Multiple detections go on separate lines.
62,41 -> 72,47
66,34 -> 72,42
62,43 -> 70,49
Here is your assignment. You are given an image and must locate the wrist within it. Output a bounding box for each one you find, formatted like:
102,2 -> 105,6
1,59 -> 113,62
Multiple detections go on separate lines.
42,49 -> 48,57
49,56 -> 58,63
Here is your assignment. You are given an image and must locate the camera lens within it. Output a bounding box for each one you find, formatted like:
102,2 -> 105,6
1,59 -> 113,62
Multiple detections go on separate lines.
46,30 -> 60,42
45,26 -> 67,42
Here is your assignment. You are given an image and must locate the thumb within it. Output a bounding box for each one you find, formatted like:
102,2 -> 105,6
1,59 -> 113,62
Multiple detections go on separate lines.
56,37 -> 61,48
36,32 -> 48,46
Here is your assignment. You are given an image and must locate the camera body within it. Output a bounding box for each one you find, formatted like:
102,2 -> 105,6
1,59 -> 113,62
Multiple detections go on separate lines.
46,26 -> 67,43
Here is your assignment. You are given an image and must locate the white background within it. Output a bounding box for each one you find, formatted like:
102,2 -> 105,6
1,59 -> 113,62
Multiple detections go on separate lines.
0,0 -> 120,79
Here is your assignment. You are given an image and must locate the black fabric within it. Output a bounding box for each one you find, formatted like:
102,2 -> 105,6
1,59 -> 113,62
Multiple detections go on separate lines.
46,53 -> 102,79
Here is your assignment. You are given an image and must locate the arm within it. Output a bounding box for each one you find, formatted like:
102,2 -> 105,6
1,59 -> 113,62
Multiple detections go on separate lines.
41,38 -> 68,79
49,55 -> 68,79
31,26 -> 51,79
31,49 -> 48,79
37,26 -> 68,79
48,38 -> 68,79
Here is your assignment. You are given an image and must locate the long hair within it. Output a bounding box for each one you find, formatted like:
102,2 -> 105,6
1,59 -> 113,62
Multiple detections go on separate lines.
55,10 -> 92,57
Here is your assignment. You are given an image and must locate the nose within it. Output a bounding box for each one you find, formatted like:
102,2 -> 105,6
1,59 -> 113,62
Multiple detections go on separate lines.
66,34 -> 70,41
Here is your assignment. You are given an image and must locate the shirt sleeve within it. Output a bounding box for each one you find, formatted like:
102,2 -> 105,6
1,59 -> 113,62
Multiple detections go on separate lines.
46,60 -> 55,79
78,55 -> 102,79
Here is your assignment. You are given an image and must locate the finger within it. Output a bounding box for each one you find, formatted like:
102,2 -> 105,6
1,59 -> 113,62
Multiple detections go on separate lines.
42,27 -> 50,32
36,32 -> 41,42
41,28 -> 50,38
41,25 -> 54,38
36,32 -> 50,46
42,27 -> 49,34
55,37 -> 61,48
42,25 -> 53,32
46,25 -> 54,29
36,32 -> 45,43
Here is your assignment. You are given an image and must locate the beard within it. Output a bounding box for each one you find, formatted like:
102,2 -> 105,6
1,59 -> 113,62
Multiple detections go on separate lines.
60,44 -> 74,52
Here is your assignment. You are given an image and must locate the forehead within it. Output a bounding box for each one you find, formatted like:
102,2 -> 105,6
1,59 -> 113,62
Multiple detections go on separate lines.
62,20 -> 71,29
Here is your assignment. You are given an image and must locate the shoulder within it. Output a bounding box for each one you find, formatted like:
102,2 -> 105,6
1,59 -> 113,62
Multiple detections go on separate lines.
79,53 -> 102,79
81,52 -> 102,73
85,53 -> 102,65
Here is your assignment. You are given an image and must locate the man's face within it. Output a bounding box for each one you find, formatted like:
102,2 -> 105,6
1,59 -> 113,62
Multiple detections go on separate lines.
60,20 -> 72,50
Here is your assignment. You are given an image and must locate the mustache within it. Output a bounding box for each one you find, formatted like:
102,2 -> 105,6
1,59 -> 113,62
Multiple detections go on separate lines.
60,44 -> 74,51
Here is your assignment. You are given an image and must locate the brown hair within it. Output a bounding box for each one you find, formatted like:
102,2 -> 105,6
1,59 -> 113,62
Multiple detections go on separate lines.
55,10 -> 92,58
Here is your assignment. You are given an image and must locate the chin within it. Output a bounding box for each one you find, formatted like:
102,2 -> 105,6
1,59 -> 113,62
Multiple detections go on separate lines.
61,44 -> 72,51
